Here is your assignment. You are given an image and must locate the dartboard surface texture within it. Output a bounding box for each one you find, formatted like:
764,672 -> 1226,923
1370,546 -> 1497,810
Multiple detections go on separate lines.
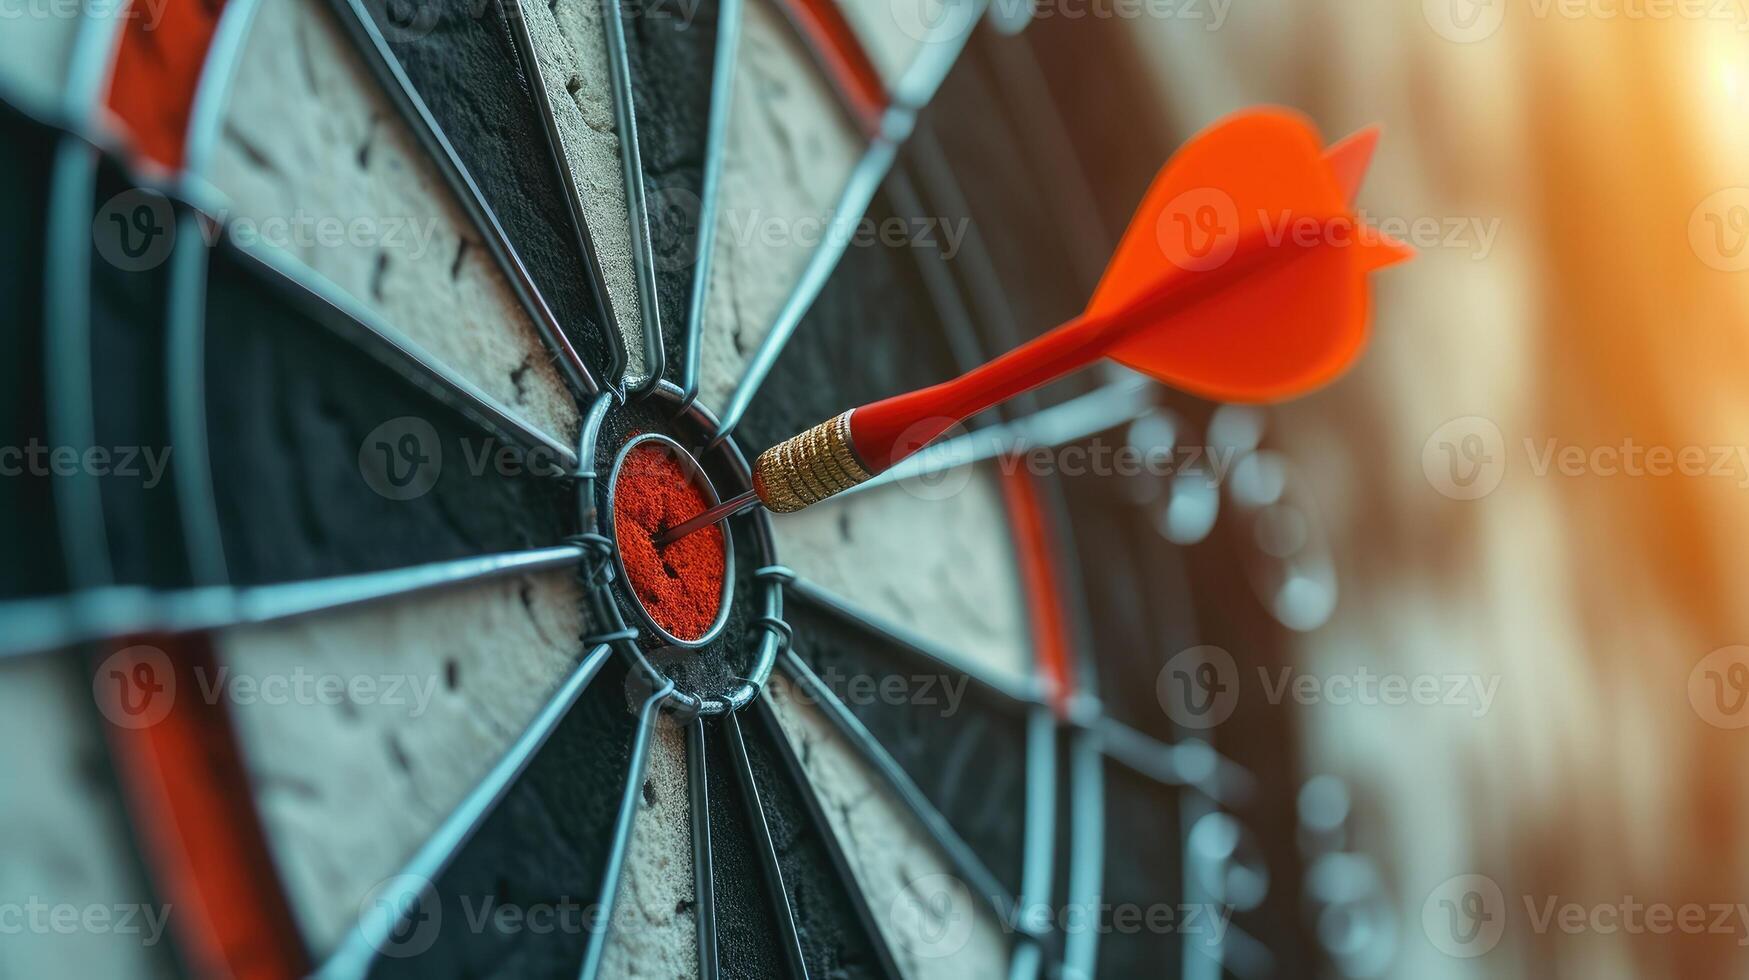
0,1 -> 1343,978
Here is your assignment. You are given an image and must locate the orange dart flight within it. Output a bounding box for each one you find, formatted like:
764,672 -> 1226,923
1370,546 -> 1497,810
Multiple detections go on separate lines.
660,108 -> 1412,544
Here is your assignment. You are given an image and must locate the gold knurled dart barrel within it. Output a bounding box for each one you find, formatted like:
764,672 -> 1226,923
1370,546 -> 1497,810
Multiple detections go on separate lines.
752,410 -> 873,512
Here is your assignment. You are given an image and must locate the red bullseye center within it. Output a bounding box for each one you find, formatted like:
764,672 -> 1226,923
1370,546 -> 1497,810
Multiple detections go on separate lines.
612,443 -> 727,642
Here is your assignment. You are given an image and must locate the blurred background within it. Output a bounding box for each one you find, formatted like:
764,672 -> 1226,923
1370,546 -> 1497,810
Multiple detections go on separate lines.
1033,2 -> 1749,976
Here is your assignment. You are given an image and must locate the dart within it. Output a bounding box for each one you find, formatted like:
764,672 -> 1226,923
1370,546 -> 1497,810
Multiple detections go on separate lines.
657,107 -> 1413,546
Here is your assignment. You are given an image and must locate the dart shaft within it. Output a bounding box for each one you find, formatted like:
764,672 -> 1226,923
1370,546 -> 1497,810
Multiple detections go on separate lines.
655,490 -> 761,546
851,239 -> 1295,471
661,112 -> 1407,537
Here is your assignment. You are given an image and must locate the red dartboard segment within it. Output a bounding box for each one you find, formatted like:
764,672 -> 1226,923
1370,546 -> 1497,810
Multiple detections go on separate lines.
770,0 -> 888,138
101,639 -> 309,980
1000,468 -> 1078,718
106,0 -> 227,167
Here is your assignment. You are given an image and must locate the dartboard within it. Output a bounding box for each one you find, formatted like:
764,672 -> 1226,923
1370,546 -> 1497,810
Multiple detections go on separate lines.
0,1 -> 1357,978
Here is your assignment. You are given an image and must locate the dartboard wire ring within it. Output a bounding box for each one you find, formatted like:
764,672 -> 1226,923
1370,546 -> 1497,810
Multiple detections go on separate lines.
573,382 -> 786,718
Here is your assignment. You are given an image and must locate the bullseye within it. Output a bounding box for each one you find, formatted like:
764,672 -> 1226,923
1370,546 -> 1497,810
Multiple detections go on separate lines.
609,434 -> 733,646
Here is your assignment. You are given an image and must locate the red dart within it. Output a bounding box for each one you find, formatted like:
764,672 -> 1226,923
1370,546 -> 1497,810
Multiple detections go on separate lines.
658,108 -> 1411,545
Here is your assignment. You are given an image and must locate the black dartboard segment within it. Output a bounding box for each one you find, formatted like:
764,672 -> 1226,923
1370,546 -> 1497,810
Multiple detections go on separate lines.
0,104 -> 67,598
923,43 -> 1087,337
1096,757 -> 1186,980
698,715 -> 792,979
733,193 -> 968,459
742,699 -> 901,980
202,243 -> 577,586
352,0 -> 620,382
85,159 -> 189,589
1061,471 -> 1197,743
369,656 -> 641,977
783,598 -> 1031,900
911,40 -> 1106,414
621,0 -> 717,385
